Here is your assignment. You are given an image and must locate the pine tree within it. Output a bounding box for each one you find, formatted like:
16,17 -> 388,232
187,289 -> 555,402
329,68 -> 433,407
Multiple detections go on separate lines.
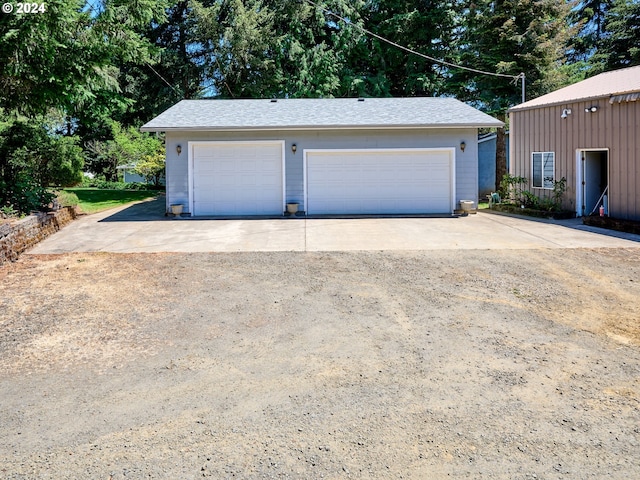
454,0 -> 574,190
590,0 -> 640,73
570,0 -> 613,63
0,0 -> 167,118
342,0 -> 458,97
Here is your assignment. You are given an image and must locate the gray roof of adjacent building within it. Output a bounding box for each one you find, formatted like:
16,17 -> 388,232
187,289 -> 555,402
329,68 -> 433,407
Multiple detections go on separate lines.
140,97 -> 504,132
509,65 -> 640,111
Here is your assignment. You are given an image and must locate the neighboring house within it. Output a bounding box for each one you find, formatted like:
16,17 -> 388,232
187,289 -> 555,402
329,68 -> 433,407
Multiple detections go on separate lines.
117,164 -> 147,184
509,65 -> 640,220
141,97 -> 503,216
478,132 -> 509,198
116,164 -> 166,185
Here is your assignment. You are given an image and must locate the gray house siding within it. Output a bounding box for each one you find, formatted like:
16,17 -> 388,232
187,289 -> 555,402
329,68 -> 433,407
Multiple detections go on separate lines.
165,128 -> 479,214
478,133 -> 509,198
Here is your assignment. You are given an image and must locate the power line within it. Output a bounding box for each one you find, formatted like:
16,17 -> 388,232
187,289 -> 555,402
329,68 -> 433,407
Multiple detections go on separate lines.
82,2 -> 182,98
304,0 -> 524,85
146,62 -> 182,98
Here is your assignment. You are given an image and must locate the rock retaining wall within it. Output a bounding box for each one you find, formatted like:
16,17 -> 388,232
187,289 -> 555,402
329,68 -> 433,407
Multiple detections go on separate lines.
0,207 -> 78,265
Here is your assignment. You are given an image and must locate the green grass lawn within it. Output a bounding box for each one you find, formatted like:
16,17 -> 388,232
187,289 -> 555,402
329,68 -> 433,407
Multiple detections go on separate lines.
64,188 -> 160,214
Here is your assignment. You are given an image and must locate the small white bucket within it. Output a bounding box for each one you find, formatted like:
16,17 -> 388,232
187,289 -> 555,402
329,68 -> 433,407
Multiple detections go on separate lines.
459,200 -> 474,213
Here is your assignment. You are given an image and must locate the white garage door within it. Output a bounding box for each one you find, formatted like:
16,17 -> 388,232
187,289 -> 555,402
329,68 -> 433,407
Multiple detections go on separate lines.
305,149 -> 454,214
190,141 -> 284,216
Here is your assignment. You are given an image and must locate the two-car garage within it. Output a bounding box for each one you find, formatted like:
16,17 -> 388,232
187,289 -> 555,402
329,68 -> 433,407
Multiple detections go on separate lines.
189,141 -> 455,216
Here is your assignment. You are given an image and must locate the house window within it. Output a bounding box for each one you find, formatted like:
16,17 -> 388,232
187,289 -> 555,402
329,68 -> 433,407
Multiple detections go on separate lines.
532,152 -> 555,189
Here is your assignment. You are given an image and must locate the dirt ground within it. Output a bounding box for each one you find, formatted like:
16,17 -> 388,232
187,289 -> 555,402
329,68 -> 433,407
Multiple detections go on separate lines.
1,248 -> 639,479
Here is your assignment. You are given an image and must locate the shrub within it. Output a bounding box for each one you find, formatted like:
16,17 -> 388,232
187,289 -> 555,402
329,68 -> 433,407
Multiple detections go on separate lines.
521,191 -> 540,209
551,177 -> 567,210
56,190 -> 79,208
498,174 -> 528,204
79,177 -> 163,191
0,176 -> 54,214
1,204 -> 20,218
0,121 -> 83,214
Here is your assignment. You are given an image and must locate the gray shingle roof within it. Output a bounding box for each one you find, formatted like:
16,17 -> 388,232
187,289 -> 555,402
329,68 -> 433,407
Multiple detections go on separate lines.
140,97 -> 503,132
509,65 -> 640,111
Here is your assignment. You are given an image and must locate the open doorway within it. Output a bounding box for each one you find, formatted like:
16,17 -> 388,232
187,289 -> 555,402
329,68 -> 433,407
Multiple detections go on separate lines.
577,149 -> 609,217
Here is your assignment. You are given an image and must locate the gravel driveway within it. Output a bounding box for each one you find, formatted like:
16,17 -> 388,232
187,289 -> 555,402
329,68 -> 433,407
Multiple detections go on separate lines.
1,246 -> 640,479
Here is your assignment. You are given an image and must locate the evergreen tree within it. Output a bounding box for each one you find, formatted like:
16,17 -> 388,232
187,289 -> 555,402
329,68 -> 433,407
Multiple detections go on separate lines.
570,0 -> 613,63
454,0 -> 574,190
590,0 -> 640,73
0,0 -> 167,118
342,0 -> 458,97
189,0 -> 364,98
267,0 -> 364,98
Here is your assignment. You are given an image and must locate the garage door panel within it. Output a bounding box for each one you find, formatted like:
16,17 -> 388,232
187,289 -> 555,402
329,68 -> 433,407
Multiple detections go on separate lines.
306,149 -> 453,215
191,142 -> 283,216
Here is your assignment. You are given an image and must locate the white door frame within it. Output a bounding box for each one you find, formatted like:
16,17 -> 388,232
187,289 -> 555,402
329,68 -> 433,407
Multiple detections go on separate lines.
303,147 -> 456,215
188,140 -> 286,216
575,148 -> 609,217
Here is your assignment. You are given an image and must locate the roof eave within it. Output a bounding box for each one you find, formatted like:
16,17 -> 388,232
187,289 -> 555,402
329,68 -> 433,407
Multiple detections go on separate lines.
509,89 -> 640,113
509,96 -> 606,113
141,122 -> 504,133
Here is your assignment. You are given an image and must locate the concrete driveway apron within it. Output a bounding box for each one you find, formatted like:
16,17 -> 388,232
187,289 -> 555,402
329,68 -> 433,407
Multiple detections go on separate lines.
27,197 -> 640,254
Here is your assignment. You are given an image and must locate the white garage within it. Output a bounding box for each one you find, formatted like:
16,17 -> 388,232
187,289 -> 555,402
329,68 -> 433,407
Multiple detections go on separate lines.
304,148 -> 455,215
188,141 -> 284,216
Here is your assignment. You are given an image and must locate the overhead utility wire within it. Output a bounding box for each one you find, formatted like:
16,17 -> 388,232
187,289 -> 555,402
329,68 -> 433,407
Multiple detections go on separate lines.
146,62 -> 182,97
82,1 -> 182,98
304,0 -> 526,101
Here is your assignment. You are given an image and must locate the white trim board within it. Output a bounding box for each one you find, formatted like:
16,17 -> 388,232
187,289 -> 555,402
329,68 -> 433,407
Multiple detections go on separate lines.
575,148 -> 610,217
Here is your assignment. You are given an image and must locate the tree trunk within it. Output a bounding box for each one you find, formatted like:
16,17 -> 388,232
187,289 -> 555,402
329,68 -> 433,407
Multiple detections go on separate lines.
495,121 -> 507,191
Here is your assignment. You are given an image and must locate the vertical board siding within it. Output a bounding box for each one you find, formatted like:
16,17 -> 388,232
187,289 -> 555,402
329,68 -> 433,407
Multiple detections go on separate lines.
510,99 -> 640,220
625,102 -> 638,219
616,102 -> 625,217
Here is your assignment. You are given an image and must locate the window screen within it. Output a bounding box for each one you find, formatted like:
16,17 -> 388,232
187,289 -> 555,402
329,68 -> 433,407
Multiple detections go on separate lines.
532,152 -> 554,189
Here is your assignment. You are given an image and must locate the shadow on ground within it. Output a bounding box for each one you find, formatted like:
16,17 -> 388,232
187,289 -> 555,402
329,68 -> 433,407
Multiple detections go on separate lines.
483,210 -> 640,244
99,195 -> 167,222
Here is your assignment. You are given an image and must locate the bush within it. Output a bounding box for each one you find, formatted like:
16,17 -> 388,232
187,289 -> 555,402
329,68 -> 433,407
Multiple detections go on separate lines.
521,191 -> 540,209
0,121 -> 83,214
56,190 -> 79,208
498,174 -> 528,204
79,176 -> 164,191
495,174 -> 568,213
0,176 -> 54,214
1,204 -> 20,219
